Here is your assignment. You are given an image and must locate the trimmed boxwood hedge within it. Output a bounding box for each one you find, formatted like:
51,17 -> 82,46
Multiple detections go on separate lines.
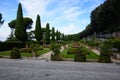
0,42 -> 24,51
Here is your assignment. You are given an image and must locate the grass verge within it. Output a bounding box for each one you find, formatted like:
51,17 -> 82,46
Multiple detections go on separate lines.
0,48 -> 50,57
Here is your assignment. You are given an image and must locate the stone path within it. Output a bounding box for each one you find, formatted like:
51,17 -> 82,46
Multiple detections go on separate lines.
37,51 -> 52,60
0,59 -> 120,80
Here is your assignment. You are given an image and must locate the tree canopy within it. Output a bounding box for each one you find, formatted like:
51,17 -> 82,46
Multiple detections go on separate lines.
78,0 -> 120,39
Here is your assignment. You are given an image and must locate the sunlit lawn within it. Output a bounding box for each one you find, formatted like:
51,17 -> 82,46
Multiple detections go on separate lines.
0,48 -> 50,57
61,48 -> 99,60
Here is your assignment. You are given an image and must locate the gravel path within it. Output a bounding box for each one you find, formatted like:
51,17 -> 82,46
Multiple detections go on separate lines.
0,59 -> 120,80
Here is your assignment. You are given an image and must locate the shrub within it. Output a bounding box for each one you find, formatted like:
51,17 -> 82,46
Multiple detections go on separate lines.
111,39 -> 120,52
50,43 -> 63,61
10,47 -> 21,59
98,44 -> 111,63
51,54 -> 63,61
0,42 -> 24,51
74,48 -> 86,62
81,47 -> 90,55
38,46 -> 43,50
30,44 -> 40,57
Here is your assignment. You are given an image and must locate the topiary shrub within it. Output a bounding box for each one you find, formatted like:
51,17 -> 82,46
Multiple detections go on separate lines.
30,44 -> 40,57
74,48 -> 86,62
50,43 -> 63,61
98,42 -> 111,63
10,47 -> 21,59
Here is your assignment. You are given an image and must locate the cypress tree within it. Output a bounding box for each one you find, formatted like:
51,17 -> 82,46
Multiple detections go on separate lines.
56,30 -> 61,41
35,15 -> 42,41
61,33 -> 65,41
15,3 -> 27,43
45,23 -> 50,44
51,27 -> 55,42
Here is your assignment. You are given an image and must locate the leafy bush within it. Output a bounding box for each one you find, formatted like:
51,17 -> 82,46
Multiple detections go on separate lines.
51,54 -> 63,61
111,39 -> 120,52
10,47 -> 21,59
98,43 -> 111,63
50,43 -> 61,50
50,43 -> 63,61
30,44 -> 40,57
74,48 -> 86,62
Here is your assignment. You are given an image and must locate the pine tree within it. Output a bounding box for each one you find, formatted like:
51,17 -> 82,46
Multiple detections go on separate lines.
35,15 -> 42,41
15,3 -> 27,43
45,23 -> 50,44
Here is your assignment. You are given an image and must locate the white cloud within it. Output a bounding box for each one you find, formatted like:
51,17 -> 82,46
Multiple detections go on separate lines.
19,0 -> 51,18
0,22 -> 10,41
58,24 -> 81,34
18,0 -> 104,34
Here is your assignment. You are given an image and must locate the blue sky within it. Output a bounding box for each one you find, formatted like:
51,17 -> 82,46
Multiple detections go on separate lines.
0,0 -> 105,41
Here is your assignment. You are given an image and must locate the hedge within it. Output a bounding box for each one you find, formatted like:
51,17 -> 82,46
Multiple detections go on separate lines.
0,42 -> 24,51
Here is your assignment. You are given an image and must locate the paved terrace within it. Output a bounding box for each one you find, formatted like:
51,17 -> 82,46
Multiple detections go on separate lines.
0,59 -> 120,80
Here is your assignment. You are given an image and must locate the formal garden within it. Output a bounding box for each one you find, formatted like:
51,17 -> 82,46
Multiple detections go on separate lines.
0,0 -> 120,63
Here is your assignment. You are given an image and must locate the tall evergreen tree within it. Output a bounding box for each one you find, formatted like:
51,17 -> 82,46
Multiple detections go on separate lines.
45,23 -> 50,44
51,27 -> 55,42
61,33 -> 65,41
15,3 -> 27,43
35,15 -> 42,41
56,30 -> 61,41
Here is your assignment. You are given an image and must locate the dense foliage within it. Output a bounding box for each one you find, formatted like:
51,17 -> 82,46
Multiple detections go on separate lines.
74,48 -> 86,62
15,3 -> 27,43
8,17 -> 33,40
10,47 -> 21,59
45,23 -> 50,44
0,42 -> 24,51
51,27 -> 55,42
98,41 -> 112,63
35,15 -> 42,41
79,0 -> 120,39
50,43 -> 62,61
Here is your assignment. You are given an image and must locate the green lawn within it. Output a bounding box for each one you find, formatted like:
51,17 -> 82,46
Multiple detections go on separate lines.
61,48 -> 75,58
61,47 -> 99,60
86,51 -> 99,60
0,51 -> 10,56
0,48 -> 50,57
37,48 -> 50,56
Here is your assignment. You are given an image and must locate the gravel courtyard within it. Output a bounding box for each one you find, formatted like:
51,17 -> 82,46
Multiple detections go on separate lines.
0,59 -> 120,80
